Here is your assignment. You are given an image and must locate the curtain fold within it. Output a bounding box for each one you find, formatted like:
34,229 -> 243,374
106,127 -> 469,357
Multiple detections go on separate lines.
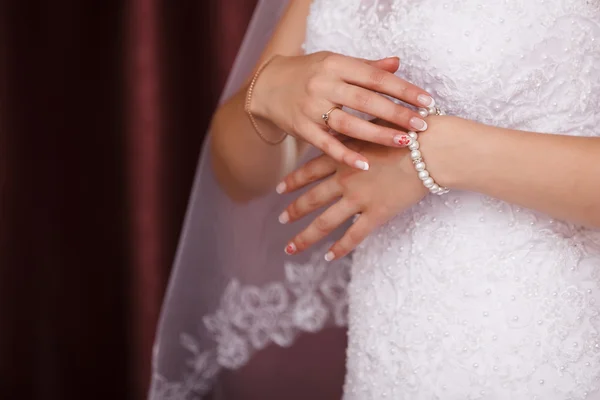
126,0 -> 165,396
0,1 -> 257,399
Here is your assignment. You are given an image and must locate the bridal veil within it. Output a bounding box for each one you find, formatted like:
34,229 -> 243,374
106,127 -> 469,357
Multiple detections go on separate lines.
149,1 -> 352,398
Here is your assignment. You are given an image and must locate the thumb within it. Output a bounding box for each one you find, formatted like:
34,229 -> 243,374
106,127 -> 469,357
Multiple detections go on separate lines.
364,56 -> 400,73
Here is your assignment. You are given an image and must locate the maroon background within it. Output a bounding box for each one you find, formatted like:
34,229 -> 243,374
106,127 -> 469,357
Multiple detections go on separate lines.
0,0 -> 258,399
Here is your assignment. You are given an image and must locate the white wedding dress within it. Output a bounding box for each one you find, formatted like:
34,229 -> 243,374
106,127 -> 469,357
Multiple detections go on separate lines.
305,0 -> 600,399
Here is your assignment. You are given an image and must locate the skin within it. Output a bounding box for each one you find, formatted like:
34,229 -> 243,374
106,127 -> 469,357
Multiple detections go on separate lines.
279,116 -> 600,260
210,0 -> 434,203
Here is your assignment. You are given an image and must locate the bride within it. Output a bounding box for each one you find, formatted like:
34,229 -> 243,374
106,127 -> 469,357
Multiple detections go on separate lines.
150,0 -> 600,399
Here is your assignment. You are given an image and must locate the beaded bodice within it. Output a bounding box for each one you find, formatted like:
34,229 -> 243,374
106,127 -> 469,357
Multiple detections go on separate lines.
304,1 -> 600,399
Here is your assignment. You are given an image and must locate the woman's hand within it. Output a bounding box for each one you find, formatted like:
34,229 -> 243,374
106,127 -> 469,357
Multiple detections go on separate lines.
277,111 -> 600,257
250,52 -> 436,170
276,139 -> 430,260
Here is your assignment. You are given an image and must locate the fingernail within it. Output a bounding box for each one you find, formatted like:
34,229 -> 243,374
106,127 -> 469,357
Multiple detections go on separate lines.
354,160 -> 369,171
417,94 -> 435,107
393,134 -> 411,147
324,251 -> 335,262
410,117 -> 428,131
278,211 -> 289,224
275,182 -> 286,194
284,242 -> 296,255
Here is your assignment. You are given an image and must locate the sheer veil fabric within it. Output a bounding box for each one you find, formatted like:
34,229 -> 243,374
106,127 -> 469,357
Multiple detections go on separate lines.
149,1 -> 351,398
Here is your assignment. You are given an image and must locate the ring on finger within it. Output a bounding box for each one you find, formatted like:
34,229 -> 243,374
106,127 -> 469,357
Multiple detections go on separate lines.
321,106 -> 342,127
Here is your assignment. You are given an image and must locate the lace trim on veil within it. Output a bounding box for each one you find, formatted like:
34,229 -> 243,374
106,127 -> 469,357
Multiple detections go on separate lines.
150,243 -> 351,400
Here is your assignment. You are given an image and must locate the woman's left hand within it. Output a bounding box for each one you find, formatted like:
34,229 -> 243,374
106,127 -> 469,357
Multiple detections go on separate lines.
277,138 -> 431,261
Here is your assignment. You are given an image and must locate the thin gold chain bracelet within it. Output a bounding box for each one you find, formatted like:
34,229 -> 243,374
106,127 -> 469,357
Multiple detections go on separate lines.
244,55 -> 288,145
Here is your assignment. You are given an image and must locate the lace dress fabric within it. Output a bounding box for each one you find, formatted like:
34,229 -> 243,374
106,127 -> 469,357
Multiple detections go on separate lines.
304,0 -> 600,399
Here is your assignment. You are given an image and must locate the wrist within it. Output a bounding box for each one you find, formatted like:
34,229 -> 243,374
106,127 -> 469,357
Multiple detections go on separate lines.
244,55 -> 290,144
418,115 -> 474,190
248,55 -> 282,119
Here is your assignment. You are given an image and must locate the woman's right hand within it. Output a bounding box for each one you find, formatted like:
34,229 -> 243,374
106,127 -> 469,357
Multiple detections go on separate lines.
250,51 -> 436,170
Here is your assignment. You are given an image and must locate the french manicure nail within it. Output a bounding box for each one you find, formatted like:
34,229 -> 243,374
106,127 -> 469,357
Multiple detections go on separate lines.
284,243 -> 297,255
278,211 -> 289,224
393,134 -> 411,147
354,160 -> 370,171
275,182 -> 287,194
324,251 -> 335,262
417,94 -> 435,107
410,117 -> 428,131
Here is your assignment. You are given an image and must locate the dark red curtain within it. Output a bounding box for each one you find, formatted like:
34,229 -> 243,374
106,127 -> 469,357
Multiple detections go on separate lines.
0,1 -> 257,399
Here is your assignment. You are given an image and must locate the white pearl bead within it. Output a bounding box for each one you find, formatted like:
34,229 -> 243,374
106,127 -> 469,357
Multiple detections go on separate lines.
430,184 -> 440,192
427,106 -> 437,115
418,171 -> 429,180
408,141 -> 420,151
410,150 -> 422,160
423,178 -> 434,187
415,162 -> 426,171
418,108 -> 429,118
408,131 -> 417,139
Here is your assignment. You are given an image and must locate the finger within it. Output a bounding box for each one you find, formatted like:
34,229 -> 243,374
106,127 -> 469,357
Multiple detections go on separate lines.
284,198 -> 361,256
279,178 -> 342,224
341,55 -> 399,72
336,57 -> 435,110
277,153 -> 338,194
364,57 -> 399,73
323,212 -> 377,261
330,83 -> 428,132
306,123 -> 371,171
325,103 -> 414,146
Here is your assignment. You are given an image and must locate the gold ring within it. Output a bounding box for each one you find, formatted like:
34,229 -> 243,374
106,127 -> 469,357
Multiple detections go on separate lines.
321,106 -> 341,127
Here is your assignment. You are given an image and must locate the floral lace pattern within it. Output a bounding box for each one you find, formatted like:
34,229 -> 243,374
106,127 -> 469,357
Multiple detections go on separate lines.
304,0 -> 600,398
150,243 -> 350,399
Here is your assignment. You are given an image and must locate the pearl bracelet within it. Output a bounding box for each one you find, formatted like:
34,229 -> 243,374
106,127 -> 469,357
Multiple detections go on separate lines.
407,104 -> 450,196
